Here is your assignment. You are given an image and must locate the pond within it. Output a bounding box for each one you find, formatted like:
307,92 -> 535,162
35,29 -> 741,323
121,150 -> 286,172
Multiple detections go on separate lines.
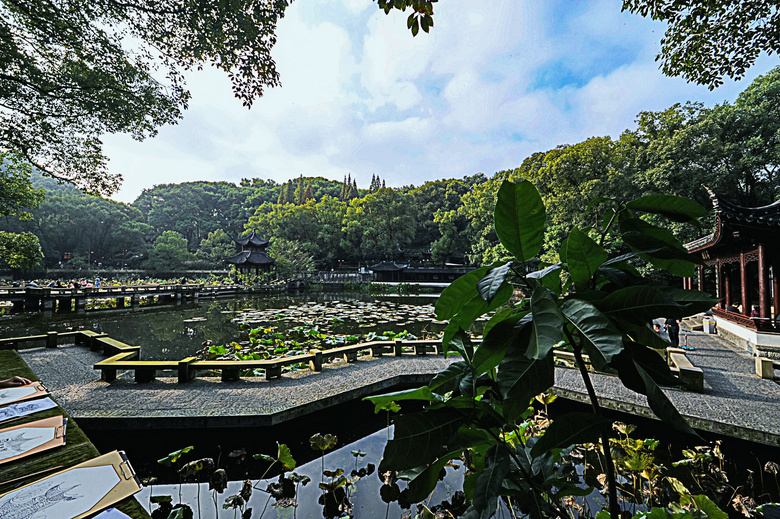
137,426 -> 470,519
0,292 -> 446,360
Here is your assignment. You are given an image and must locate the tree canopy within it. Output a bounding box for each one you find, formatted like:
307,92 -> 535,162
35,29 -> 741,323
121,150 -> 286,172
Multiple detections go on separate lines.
0,0 -> 288,194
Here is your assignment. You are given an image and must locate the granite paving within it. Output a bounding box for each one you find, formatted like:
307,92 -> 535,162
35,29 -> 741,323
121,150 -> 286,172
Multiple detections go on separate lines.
555,327 -> 780,445
20,345 -> 454,428
19,327 -> 780,444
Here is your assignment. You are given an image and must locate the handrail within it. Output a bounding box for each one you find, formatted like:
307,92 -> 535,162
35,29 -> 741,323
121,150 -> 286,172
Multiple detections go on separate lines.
712,307 -> 779,333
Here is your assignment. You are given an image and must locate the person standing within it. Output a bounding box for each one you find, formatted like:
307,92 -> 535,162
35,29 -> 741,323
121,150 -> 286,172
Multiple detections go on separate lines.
664,317 -> 680,347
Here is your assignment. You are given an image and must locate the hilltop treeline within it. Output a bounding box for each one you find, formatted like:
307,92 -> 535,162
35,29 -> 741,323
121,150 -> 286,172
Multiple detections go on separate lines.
2,67 -> 780,271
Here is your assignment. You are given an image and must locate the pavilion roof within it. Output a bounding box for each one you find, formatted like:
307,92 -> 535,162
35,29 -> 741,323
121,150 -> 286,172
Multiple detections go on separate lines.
370,261 -> 407,271
685,188 -> 780,253
235,231 -> 271,248
225,250 -> 275,266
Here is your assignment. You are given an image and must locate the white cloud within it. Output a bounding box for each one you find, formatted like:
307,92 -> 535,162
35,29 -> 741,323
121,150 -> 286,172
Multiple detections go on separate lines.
103,0 -> 779,203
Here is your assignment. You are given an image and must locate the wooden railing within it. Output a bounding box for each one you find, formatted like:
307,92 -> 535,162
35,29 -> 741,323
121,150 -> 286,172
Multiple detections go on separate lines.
712,307 -> 779,333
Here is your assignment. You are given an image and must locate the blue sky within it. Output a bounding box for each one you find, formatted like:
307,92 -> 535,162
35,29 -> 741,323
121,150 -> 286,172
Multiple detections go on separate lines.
102,0 -> 778,203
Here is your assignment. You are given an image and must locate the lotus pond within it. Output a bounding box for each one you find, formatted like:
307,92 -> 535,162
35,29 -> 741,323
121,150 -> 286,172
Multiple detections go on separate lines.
0,292 -> 453,361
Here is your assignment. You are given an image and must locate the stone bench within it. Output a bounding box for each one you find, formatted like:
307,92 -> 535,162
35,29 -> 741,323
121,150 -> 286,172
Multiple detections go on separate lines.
667,347 -> 704,392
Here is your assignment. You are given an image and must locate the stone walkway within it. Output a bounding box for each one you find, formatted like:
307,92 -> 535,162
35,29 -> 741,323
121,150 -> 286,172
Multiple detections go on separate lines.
19,328 -> 780,445
555,327 -> 780,446
20,345 -> 452,428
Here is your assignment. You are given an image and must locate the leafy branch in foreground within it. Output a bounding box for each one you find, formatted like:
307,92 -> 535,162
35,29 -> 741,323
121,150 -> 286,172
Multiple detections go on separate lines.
366,179 -> 718,518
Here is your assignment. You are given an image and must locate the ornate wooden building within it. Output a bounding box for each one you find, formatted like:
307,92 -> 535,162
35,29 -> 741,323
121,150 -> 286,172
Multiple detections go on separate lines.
225,231 -> 275,273
685,190 -> 780,352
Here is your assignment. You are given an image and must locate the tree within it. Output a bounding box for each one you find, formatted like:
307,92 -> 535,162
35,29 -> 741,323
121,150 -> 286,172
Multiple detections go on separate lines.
267,238 -> 315,280
146,231 -> 195,271
4,175 -> 152,267
622,0 -> 780,89
0,231 -> 42,269
1,0 -> 288,194
0,153 -> 44,268
342,188 -> 416,261
134,182 -> 249,249
196,229 -> 236,268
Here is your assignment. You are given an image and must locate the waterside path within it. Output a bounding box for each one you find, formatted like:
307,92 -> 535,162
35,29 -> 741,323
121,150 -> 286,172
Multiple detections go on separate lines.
18,327 -> 780,445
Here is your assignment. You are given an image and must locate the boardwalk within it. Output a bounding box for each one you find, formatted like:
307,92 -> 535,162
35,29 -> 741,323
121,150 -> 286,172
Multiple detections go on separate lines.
18,327 -> 780,445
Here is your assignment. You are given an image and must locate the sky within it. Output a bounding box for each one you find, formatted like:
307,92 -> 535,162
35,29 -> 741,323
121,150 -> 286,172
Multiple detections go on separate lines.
102,0 -> 777,204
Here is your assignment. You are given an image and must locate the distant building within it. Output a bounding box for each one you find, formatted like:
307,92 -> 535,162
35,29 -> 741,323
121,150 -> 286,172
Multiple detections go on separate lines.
226,231 -> 274,274
370,261 -> 472,283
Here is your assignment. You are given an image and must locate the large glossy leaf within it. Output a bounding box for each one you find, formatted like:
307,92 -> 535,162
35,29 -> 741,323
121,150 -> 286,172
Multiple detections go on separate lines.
562,299 -> 624,364
472,319 -> 516,376
530,412 -> 612,457
482,307 -> 527,338
528,263 -> 563,295
401,449 -> 463,503
623,322 -> 673,350
379,408 -> 463,472
619,218 -> 698,277
566,227 -> 607,290
668,289 -> 720,314
497,348 -> 554,405
626,195 -> 707,224
526,281 -> 564,360
452,285 -> 514,332
435,262 -> 501,320
429,360 -> 470,391
442,324 -> 480,362
600,285 -> 685,322
494,179 -> 546,263
364,386 -> 442,413
477,262 -> 512,303
462,444 -> 511,519
635,363 -> 697,436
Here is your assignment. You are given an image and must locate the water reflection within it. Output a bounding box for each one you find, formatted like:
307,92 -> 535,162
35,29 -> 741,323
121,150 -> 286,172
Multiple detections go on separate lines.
0,293 -> 443,360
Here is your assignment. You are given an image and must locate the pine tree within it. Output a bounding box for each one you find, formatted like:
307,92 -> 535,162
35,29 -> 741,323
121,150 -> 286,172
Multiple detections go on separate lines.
277,184 -> 285,204
282,181 -> 293,204
302,180 -> 312,203
382,179 -> 386,189
340,176 -> 347,200
293,175 -> 304,204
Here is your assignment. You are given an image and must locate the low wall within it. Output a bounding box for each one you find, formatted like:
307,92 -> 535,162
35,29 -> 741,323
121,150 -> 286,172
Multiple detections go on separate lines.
714,316 -> 780,359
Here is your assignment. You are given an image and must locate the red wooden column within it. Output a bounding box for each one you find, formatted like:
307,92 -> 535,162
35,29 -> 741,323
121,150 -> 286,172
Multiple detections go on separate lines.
724,264 -> 732,307
716,260 -> 725,309
758,244 -> 770,318
698,265 -> 704,292
740,252 -> 749,315
773,264 -> 780,321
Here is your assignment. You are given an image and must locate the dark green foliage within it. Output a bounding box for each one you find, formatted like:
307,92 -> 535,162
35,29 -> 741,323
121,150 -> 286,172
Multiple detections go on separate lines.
1,0 -> 288,195
366,179 -> 719,517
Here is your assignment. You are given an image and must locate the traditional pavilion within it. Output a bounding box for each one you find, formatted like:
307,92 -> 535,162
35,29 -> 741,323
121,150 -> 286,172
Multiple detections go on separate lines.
684,189 -> 780,357
225,231 -> 274,273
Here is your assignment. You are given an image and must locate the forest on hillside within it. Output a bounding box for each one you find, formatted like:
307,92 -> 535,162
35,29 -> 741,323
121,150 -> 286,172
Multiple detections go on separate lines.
2,67 -> 780,273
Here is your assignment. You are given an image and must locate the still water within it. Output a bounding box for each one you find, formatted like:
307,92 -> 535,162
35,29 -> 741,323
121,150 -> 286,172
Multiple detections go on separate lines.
0,292 -> 444,360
